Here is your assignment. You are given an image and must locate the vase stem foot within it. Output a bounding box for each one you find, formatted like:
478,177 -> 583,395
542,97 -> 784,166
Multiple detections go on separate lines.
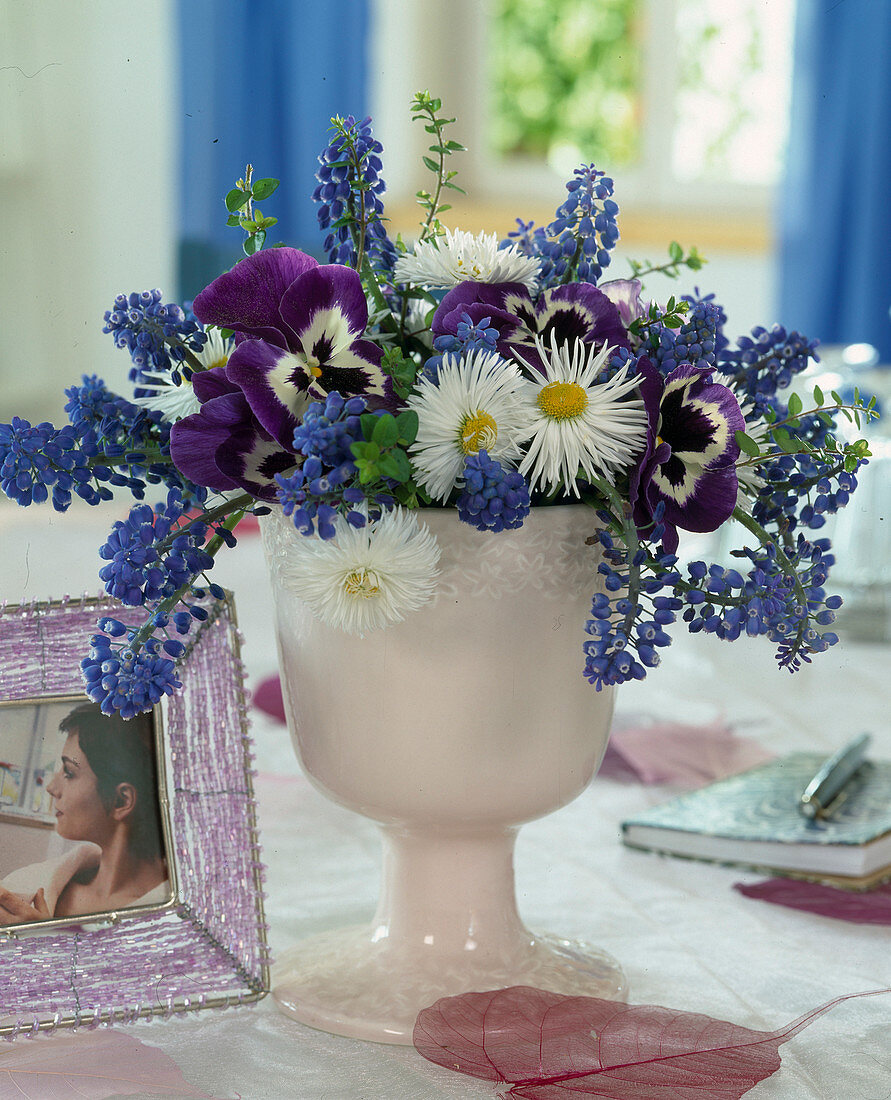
272,925 -> 628,1044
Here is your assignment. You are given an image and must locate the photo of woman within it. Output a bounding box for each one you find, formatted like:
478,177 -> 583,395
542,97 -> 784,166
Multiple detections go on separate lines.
0,702 -> 171,926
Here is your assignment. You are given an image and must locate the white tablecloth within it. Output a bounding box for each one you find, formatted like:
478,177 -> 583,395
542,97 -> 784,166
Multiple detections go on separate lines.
1,502 -> 888,1099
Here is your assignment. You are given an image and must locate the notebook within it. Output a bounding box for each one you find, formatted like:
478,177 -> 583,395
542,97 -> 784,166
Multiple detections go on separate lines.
621,752 -> 891,889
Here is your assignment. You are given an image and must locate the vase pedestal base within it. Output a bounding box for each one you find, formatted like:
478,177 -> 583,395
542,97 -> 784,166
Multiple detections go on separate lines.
272,924 -> 628,1044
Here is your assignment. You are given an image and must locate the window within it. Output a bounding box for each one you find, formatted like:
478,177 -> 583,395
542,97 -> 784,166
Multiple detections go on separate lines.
373,0 -> 794,237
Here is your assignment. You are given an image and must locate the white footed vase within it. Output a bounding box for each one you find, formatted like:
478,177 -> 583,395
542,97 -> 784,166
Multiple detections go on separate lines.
260,504 -> 626,1044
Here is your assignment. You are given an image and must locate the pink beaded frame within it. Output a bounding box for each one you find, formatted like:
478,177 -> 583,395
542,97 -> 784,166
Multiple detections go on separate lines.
0,594 -> 270,1037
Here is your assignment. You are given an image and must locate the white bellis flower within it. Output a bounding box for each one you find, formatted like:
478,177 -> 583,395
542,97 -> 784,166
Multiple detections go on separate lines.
518,335 -> 648,496
279,506 -> 441,635
407,349 -> 531,501
393,229 -> 540,291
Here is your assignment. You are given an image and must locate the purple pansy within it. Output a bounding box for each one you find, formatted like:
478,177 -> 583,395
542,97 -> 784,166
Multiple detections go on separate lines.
192,248 -> 388,448
169,368 -> 295,501
432,280 -> 631,372
631,358 -> 745,553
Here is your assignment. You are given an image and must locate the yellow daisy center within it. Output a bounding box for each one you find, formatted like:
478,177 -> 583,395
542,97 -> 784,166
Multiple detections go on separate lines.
537,381 -> 588,420
343,569 -> 380,599
458,410 -> 498,455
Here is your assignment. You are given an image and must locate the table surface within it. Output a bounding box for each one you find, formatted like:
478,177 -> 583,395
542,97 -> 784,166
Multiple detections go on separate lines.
1,500 -> 888,1100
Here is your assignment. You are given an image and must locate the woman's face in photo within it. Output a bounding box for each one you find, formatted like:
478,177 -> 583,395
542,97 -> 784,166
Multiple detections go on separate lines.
45,733 -> 110,844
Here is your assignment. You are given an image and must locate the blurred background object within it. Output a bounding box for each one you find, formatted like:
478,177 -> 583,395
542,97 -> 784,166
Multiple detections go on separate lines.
2,0 -> 888,463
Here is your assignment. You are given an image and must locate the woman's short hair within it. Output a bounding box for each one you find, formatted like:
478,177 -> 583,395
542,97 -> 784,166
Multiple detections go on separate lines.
59,703 -> 164,861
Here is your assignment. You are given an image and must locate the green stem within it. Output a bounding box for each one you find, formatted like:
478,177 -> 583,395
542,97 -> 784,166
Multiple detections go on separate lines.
418,114 -> 447,243
153,492 -> 256,553
629,259 -> 686,279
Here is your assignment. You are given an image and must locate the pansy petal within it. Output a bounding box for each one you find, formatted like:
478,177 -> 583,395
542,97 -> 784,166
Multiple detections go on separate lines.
169,393 -> 257,491
661,364 -> 745,467
215,433 -> 296,502
225,339 -> 313,449
630,360 -> 745,547
599,278 -> 646,327
313,339 -> 387,402
192,247 -> 318,345
432,283 -> 531,360
279,264 -> 369,345
534,283 -> 631,352
433,281 -> 529,331
191,365 -> 243,404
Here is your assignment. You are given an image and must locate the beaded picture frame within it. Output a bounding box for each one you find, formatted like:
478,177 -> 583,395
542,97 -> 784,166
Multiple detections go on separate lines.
0,594 -> 270,1037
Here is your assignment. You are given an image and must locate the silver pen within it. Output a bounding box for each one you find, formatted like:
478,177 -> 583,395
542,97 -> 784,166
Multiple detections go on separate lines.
799,732 -> 872,819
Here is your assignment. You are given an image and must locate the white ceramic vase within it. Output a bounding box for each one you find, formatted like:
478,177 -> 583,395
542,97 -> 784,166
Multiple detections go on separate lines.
260,504 -> 626,1044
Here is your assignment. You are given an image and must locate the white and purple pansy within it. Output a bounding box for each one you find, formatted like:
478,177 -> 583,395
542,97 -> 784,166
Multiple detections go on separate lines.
169,368 -> 296,502
630,358 -> 746,553
192,247 -> 388,449
432,280 -> 631,373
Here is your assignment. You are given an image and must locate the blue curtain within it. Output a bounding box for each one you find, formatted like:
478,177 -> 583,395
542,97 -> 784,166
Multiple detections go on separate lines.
177,0 -> 370,300
778,0 -> 891,362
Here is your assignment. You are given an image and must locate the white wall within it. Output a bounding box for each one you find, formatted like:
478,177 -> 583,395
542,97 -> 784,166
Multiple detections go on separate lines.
0,0 -> 176,427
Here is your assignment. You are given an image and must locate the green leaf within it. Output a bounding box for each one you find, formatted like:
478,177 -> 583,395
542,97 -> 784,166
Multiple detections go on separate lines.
772,428 -> 798,453
372,415 -> 399,448
226,214 -> 241,227
243,233 -> 261,256
251,177 -> 279,200
813,384 -> 824,405
669,240 -> 683,262
378,451 -> 411,482
225,188 -> 247,213
395,409 -> 419,444
422,155 -> 440,173
360,414 -> 379,442
735,430 -> 761,458
787,392 -> 802,416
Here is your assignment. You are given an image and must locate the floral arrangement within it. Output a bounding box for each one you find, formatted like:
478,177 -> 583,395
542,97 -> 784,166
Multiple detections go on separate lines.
0,93 -> 877,718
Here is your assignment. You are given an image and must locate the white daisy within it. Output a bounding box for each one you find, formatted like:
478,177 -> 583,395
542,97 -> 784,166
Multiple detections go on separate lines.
517,334 -> 648,496
280,506 -> 441,635
407,349 -> 531,501
393,229 -> 540,291
132,328 -> 234,422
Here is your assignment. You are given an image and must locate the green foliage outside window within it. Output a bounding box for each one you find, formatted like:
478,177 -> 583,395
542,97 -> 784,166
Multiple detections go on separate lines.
490,0 -> 640,172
